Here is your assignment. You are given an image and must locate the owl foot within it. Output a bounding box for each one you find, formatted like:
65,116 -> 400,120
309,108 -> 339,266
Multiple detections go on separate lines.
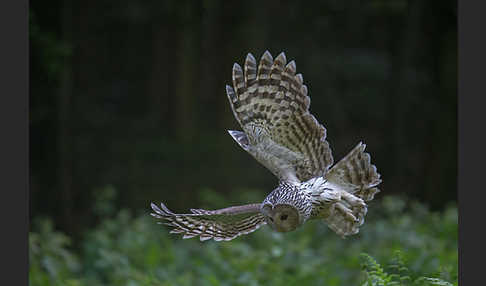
340,191 -> 367,218
341,191 -> 365,208
335,202 -> 358,222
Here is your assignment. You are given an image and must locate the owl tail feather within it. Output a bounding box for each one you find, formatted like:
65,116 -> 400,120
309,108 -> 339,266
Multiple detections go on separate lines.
325,142 -> 382,202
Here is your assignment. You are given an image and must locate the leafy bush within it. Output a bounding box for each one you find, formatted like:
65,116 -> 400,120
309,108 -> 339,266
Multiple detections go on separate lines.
29,188 -> 457,285
360,252 -> 454,286
29,219 -> 81,286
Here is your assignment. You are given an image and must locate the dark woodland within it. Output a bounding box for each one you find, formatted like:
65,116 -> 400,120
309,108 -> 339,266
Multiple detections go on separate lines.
30,0 -> 457,241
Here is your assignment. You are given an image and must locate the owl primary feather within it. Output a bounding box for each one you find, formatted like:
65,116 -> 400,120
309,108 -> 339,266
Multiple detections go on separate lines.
150,51 -> 382,241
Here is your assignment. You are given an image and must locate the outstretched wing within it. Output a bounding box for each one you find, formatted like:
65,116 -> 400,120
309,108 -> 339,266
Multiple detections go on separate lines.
226,51 -> 333,183
150,203 -> 266,241
325,142 -> 382,201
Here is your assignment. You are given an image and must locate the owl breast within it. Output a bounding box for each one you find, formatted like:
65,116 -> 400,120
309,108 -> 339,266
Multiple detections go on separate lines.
297,176 -> 342,219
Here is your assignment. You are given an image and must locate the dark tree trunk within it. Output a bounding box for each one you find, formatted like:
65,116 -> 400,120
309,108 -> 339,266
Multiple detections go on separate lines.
173,3 -> 201,143
388,0 -> 425,196
58,0 -> 73,233
147,22 -> 171,128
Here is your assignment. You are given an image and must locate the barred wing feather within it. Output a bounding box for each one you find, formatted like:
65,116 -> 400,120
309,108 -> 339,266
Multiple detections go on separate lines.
150,203 -> 266,241
226,51 -> 333,182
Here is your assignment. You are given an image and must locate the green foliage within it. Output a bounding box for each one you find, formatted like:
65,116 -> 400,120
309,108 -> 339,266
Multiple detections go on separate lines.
360,252 -> 455,286
29,188 -> 457,285
29,219 -> 81,286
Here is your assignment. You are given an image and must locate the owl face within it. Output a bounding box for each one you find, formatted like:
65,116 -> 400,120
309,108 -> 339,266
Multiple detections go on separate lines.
261,204 -> 300,232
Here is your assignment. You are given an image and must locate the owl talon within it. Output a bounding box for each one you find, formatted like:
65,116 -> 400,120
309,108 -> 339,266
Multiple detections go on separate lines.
341,192 -> 365,207
335,202 -> 357,222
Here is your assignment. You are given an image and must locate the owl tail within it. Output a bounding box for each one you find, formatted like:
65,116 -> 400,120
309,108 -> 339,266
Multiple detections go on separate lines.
325,142 -> 382,202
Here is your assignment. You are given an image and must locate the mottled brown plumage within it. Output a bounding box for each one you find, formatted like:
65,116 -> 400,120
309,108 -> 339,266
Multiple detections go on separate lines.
150,51 -> 382,241
151,203 -> 265,241
325,142 -> 381,201
227,51 -> 333,183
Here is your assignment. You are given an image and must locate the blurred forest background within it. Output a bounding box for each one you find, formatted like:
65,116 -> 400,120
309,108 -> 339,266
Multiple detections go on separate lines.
29,0 -> 457,285
30,0 -> 456,246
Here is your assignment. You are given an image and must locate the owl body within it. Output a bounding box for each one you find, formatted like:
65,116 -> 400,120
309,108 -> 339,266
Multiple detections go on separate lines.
261,175 -> 368,237
150,51 -> 382,241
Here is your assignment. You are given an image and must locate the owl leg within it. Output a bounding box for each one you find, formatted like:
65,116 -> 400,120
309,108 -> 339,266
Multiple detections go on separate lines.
328,191 -> 367,222
319,187 -> 341,203
335,202 -> 359,222
340,191 -> 366,208
341,191 -> 366,216
322,191 -> 370,237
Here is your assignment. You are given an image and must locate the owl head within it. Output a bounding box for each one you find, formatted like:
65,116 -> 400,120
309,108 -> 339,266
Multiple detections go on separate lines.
261,182 -> 312,232
261,203 -> 300,232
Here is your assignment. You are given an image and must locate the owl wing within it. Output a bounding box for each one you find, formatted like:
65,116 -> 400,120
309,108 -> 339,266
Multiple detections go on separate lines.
226,51 -> 333,183
150,202 -> 266,241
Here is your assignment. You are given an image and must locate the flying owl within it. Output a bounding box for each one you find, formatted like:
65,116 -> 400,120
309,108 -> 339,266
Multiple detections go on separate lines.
150,51 -> 382,241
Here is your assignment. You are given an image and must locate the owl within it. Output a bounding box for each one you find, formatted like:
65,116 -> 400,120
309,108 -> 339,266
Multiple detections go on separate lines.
150,51 -> 382,241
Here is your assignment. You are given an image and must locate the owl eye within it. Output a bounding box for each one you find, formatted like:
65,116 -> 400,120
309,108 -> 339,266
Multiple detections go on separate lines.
280,214 -> 288,221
